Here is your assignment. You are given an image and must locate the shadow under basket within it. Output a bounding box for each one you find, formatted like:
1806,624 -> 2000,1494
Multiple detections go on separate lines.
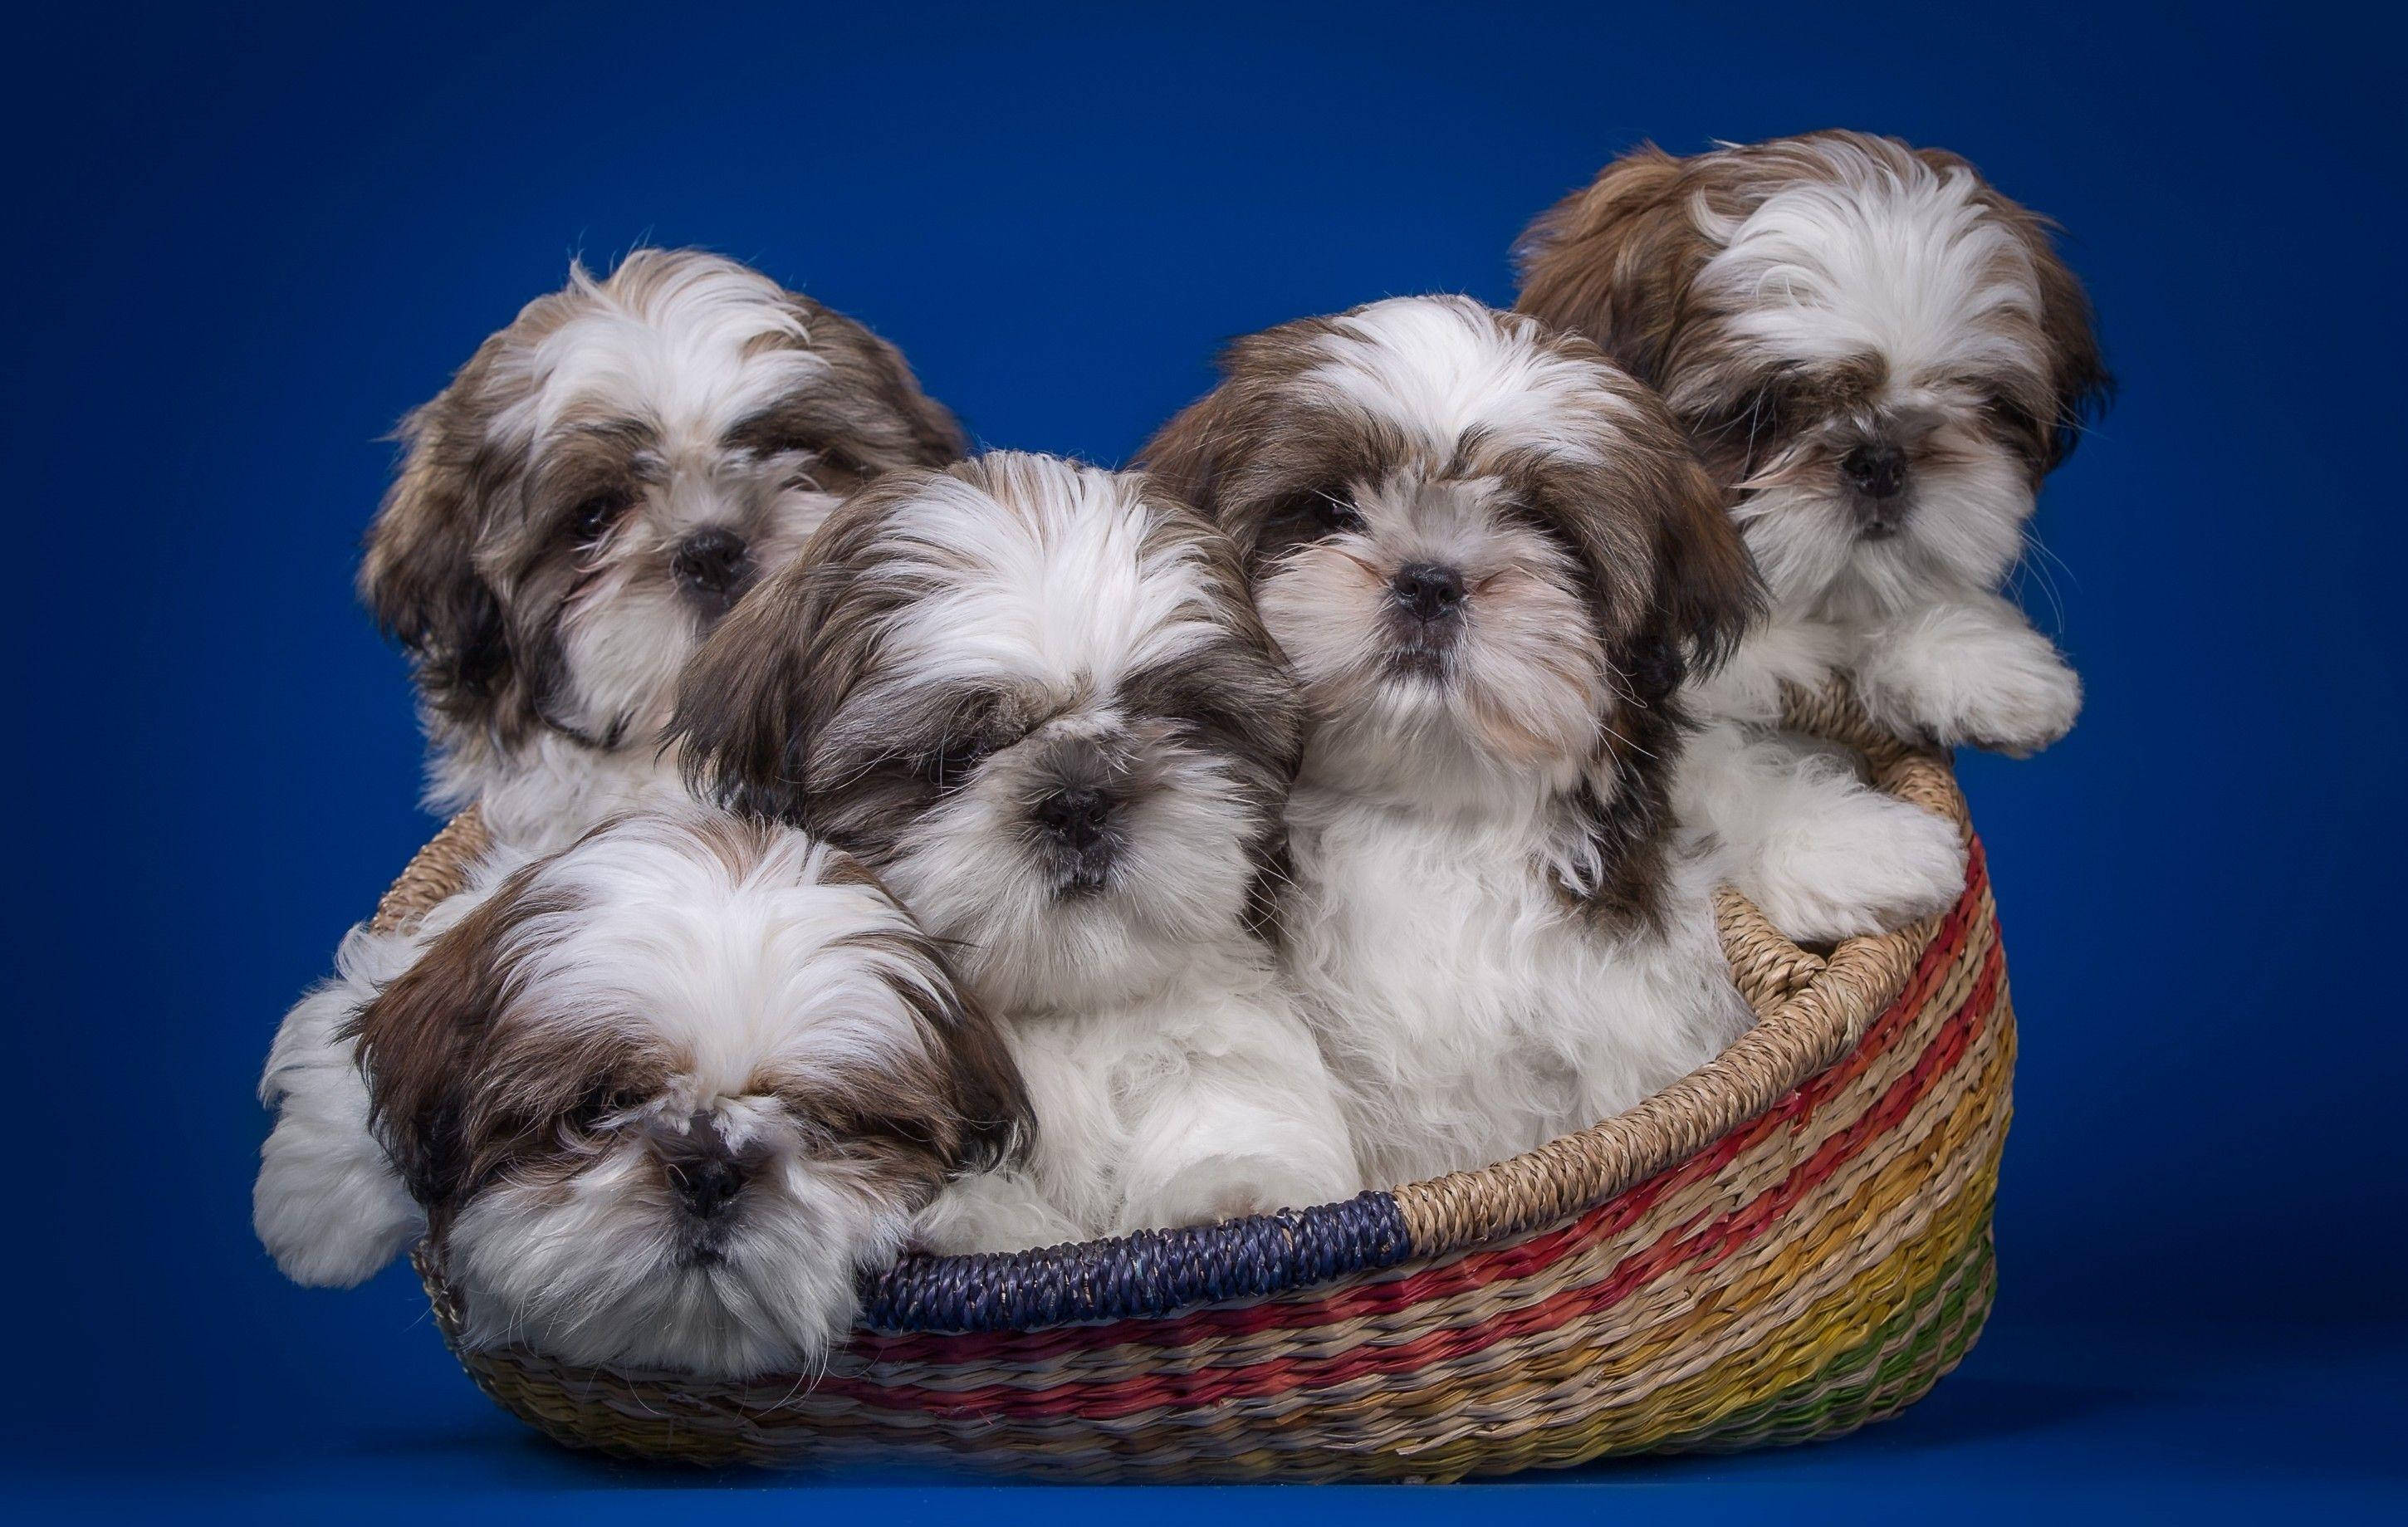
373,687 -> 2012,1482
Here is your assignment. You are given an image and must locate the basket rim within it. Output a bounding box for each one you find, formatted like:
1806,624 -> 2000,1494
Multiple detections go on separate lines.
379,684 -> 1960,1335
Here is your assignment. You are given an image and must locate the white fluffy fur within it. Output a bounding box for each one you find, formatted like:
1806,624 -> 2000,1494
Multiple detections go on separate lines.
1673,718 -> 1964,943
256,808 -> 966,1377
825,457 -> 1358,1250
1304,293 -> 1640,465
1286,786 -> 1751,1187
255,839 -> 536,1288
254,918 -> 451,1288
1256,298 -> 1758,1185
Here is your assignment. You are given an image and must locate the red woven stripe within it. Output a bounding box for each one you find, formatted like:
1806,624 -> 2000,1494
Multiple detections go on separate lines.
825,872 -> 2001,1419
853,839 -> 1993,1372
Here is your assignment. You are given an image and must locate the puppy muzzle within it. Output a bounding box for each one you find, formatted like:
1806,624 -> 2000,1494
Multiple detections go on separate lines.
651,1113 -> 756,1262
1840,442 -> 1912,540
1384,560 -> 1467,676
1020,736 -> 1137,897
673,527 -> 755,623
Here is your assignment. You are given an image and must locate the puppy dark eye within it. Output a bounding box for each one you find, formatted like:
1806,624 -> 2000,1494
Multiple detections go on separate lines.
569,1084 -> 641,1131
1740,385 -> 1789,436
570,492 -> 630,544
1314,492 -> 1365,534
918,734 -> 996,786
1982,394 -> 2043,438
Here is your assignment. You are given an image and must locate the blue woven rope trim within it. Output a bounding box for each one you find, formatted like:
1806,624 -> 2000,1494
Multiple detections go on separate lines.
857,1190 -> 1415,1333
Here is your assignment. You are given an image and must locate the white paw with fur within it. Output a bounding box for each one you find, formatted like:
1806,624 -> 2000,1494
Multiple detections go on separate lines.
1740,788 -> 1967,942
1857,600 -> 2083,756
1676,720 -> 1965,943
1123,1148 -> 1352,1232
253,927 -> 428,1288
1693,619 -> 1855,727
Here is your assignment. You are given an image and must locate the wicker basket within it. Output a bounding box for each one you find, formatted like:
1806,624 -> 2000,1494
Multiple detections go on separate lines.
370,687 -> 2009,1482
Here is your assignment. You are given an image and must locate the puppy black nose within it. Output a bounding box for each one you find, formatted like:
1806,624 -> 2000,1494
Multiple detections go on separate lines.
1391,563 -> 1466,624
665,1139 -> 746,1221
1032,786 -> 1113,847
672,527 -> 752,596
1841,443 -> 1908,500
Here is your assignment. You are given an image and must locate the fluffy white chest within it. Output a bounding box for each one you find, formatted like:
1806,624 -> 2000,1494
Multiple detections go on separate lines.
1284,787 -> 1750,1187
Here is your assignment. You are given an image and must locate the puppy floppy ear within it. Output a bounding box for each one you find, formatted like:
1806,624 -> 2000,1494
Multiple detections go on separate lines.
358,360 -> 516,729
1133,389 -> 1238,528
799,846 -> 1035,1170
671,474 -> 923,822
1635,445 -> 1764,701
345,877 -> 545,1216
1515,144 -> 1715,389
2018,223 -> 2114,472
1913,148 -> 2114,476
793,303 -> 971,474
668,555 -> 826,825
1532,335 -> 1766,704
921,980 -> 1034,1172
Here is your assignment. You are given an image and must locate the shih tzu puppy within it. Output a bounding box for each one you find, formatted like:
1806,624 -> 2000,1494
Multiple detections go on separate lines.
674,452 -> 1360,1250
254,805 -> 1025,1377
1515,130 -> 2113,756
1138,295 -> 1764,1186
361,248 -> 966,854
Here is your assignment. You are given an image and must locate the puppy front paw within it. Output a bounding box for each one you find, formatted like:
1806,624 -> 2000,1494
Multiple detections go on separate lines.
1746,790 -> 1968,942
253,1116 -> 423,1288
1125,1152 -> 1353,1233
1693,622 -> 1853,726
1858,606 -> 2083,756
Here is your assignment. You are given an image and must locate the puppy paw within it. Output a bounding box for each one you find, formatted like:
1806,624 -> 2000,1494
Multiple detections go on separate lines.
1745,790 -> 1968,942
1693,621 -> 1852,726
1127,1152 -> 1350,1232
912,1171 -> 1087,1255
1956,651 -> 2083,756
254,1115 -> 423,1288
1858,605 -> 2083,756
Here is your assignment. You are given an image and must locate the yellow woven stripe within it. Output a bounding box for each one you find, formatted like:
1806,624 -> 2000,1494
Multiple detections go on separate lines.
1324,997 -> 2014,1476
1404,1107 -> 2005,1478
1652,1226 -> 1997,1455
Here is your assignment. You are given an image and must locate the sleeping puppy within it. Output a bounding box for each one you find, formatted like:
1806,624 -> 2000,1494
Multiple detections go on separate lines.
674,452 -> 1359,1250
361,248 -> 965,854
253,805 -> 1025,1378
1139,295 -> 1764,1187
1515,133 -> 2112,753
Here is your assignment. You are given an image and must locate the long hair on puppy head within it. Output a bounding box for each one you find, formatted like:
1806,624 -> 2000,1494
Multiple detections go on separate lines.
1140,295 -> 1760,926
670,453 -> 1306,1010
346,806 -> 1025,1378
1515,131 -> 2112,619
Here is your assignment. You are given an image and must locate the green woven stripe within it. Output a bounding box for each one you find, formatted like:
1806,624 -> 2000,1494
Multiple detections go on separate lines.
1647,1224 -> 1998,1455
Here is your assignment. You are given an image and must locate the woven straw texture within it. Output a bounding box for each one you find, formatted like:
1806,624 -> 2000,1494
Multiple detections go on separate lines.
380,688 -> 2012,1481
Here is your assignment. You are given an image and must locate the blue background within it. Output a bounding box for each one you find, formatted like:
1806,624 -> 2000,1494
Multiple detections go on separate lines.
6,1 -> 2401,1519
